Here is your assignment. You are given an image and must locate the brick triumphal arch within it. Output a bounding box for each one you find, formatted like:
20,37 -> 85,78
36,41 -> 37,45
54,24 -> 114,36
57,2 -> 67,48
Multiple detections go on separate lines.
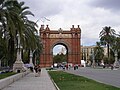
39,25 -> 81,67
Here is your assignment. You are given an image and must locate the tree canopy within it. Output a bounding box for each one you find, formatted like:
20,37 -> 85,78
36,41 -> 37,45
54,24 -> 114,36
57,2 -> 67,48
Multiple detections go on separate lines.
0,0 -> 42,67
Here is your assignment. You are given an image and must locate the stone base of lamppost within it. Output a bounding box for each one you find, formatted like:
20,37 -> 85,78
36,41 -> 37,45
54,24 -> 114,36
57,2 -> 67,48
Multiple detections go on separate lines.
0,60 -> 1,68
113,52 -> 119,68
13,60 -> 25,73
92,60 -> 95,68
29,57 -> 34,68
113,60 -> 120,68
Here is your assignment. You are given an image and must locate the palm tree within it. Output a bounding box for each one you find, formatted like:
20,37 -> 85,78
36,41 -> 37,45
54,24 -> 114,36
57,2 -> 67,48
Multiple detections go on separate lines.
99,26 -> 116,63
0,29 -> 9,67
94,42 -> 104,65
17,1 -> 37,48
0,0 -> 28,66
110,37 -> 120,52
0,0 -> 42,67
18,2 -> 43,64
110,36 -> 120,63
118,33 -> 120,59
32,35 -> 43,65
0,0 -> 18,66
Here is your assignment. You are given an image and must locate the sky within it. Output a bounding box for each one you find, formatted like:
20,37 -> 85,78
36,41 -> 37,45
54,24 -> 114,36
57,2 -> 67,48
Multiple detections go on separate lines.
19,0 -> 120,46
53,45 -> 67,55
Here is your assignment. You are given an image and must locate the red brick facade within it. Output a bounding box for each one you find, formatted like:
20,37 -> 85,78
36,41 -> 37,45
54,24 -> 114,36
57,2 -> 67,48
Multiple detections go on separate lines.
39,25 -> 81,67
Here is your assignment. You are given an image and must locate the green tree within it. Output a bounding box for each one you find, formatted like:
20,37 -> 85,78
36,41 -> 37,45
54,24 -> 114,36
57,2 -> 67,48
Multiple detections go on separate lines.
117,33 -> 120,59
0,30 -> 9,67
53,54 -> 67,63
32,35 -> 43,65
110,36 -> 120,53
94,42 -> 104,64
0,0 -> 19,66
110,36 -> 120,63
0,0 -> 42,67
99,26 -> 116,63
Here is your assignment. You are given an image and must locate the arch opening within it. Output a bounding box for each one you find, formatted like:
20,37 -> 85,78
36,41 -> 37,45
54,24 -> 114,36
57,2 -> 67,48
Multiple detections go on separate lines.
52,44 -> 68,67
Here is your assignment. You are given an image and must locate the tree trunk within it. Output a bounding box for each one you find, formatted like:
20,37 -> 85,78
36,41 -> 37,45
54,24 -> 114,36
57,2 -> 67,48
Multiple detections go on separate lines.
8,35 -> 15,67
107,44 -> 110,64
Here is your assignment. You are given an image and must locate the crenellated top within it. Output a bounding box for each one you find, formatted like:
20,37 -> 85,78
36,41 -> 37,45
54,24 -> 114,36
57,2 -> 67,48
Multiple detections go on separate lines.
39,25 -> 81,38
76,25 -> 81,33
40,25 -> 44,31
70,25 -> 81,33
45,25 -> 50,32
70,25 -> 75,32
40,25 -> 81,33
40,25 -> 50,32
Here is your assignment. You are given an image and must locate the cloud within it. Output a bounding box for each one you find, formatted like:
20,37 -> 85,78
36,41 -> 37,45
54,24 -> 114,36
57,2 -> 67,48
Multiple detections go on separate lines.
89,0 -> 120,11
19,0 -> 120,46
19,0 -> 63,17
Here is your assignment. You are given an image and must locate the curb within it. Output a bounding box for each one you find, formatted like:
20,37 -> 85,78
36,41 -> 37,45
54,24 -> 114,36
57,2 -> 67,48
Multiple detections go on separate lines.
47,70 -> 60,90
51,78 -> 60,90
0,71 -> 29,90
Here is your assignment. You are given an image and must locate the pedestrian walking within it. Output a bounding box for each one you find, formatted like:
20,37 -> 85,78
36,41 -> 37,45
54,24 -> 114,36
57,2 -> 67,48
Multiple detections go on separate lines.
34,65 -> 38,77
37,65 -> 41,77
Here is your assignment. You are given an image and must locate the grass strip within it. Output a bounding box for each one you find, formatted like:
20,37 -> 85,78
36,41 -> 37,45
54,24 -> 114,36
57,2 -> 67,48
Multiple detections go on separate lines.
48,71 -> 120,90
0,72 -> 17,80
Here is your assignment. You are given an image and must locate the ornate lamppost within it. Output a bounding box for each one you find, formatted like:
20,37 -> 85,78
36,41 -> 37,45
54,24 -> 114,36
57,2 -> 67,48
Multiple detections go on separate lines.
113,50 -> 120,68
13,34 -> 25,72
29,50 -> 34,67
91,48 -> 95,68
0,60 -> 1,68
111,39 -> 120,68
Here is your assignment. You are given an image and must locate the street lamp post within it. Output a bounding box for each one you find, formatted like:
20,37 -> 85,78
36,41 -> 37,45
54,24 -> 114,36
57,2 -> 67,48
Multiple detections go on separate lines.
91,48 -> 95,68
29,50 -> 34,67
13,34 -> 25,73
113,50 -> 119,68
0,60 -> 1,68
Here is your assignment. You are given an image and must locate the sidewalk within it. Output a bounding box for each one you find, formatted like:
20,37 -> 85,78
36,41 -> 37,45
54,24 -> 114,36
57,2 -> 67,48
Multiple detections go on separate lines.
2,68 -> 56,90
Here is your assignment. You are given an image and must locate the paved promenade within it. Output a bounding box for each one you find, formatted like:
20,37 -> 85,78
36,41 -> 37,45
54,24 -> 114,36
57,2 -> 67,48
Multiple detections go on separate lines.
2,68 -> 56,90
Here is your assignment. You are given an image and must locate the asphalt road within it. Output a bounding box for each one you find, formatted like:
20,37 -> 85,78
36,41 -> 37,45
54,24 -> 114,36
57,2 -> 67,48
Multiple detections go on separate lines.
65,67 -> 120,88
